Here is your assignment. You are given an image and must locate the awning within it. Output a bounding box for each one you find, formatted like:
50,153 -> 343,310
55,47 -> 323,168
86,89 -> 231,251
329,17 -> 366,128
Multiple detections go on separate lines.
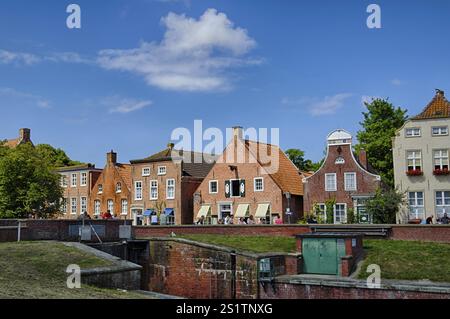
235,204 -> 249,218
143,209 -> 154,216
196,205 -> 211,219
255,203 -> 270,218
164,208 -> 174,216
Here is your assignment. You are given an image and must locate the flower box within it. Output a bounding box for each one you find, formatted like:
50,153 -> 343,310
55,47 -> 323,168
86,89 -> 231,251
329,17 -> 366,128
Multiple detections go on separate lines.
406,169 -> 423,176
433,168 -> 450,175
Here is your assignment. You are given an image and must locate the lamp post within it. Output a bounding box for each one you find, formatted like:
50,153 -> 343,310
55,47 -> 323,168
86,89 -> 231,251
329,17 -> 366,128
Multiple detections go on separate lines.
284,192 -> 291,224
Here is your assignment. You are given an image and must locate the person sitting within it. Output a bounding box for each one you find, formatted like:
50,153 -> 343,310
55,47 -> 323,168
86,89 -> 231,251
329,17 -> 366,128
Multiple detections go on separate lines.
196,215 -> 205,225
439,213 -> 450,224
426,216 -> 433,224
274,214 -> 283,225
102,210 -> 113,220
247,215 -> 256,225
238,217 -> 246,225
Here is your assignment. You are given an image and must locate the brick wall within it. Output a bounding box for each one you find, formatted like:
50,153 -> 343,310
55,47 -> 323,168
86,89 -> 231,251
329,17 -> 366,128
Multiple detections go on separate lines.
390,225 -> 450,242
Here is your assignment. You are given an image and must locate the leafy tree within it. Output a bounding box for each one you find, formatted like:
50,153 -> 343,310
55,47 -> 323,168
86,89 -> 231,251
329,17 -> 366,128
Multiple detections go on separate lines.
285,148 -> 322,172
325,198 -> 336,224
0,143 -> 63,218
366,188 -> 405,224
355,98 -> 408,187
35,144 -> 83,168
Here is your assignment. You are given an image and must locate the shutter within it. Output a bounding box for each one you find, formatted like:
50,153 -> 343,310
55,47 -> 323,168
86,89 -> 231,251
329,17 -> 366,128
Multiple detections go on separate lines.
225,180 -> 230,198
240,179 -> 246,197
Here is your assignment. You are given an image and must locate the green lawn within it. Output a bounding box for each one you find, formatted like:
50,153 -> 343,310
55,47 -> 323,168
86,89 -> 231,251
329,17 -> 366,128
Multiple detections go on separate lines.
180,234 -> 450,282
0,241 -> 152,299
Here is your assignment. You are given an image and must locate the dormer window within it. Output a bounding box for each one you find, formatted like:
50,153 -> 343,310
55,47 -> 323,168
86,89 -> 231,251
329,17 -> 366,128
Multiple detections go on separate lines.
405,128 -> 421,137
335,157 -> 345,164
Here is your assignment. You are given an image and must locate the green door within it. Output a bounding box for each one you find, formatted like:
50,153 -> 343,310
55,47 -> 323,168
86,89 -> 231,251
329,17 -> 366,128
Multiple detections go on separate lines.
302,238 -> 338,275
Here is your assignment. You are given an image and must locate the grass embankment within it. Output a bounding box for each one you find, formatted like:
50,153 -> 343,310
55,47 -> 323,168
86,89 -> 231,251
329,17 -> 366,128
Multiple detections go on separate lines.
180,234 -> 450,282
0,241 -> 150,299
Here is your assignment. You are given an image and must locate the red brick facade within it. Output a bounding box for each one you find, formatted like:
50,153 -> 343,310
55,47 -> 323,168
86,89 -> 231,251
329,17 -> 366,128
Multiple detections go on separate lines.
303,129 -> 381,223
89,151 -> 132,219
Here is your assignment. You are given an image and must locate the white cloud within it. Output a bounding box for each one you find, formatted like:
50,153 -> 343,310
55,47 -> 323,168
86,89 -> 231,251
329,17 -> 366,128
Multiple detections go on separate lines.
391,78 -> 403,86
45,52 -> 92,64
101,96 -> 152,114
0,87 -> 51,108
0,49 -> 40,65
97,8 -> 258,92
282,93 -> 353,116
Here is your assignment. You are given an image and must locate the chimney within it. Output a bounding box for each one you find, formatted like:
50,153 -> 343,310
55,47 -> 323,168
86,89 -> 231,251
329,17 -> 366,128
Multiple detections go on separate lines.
232,126 -> 243,140
436,89 -> 445,97
358,149 -> 368,170
107,150 -> 117,166
19,128 -> 31,142
167,142 -> 175,150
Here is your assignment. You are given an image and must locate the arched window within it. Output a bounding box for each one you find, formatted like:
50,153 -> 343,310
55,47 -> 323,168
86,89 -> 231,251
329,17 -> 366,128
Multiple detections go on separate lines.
335,157 -> 345,164
116,182 -> 122,193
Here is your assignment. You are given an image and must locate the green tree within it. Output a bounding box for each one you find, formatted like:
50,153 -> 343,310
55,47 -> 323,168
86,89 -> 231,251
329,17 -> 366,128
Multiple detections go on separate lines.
366,188 -> 405,224
285,148 -> 322,172
0,143 -> 63,218
355,98 -> 407,187
35,144 -> 82,168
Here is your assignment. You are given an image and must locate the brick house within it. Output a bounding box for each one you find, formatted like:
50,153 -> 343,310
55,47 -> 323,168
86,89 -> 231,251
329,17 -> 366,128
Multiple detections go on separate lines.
303,129 -> 381,224
56,164 -> 102,218
193,127 -> 305,225
89,151 -> 132,219
129,144 -> 214,225
4,128 -> 33,148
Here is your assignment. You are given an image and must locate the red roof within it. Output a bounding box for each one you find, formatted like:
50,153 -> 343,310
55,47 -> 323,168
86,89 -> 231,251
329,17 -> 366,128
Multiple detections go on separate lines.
412,89 -> 450,120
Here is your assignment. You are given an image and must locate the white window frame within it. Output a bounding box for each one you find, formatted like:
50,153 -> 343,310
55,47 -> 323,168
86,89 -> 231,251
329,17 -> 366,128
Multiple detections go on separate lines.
98,184 -> 103,194
344,172 -> 357,191
433,149 -> 449,170
107,199 -> 114,214
61,198 -> 67,214
142,167 -> 151,177
405,127 -> 421,137
254,177 -> 264,192
116,182 -> 122,193
406,150 -> 422,170
150,180 -> 158,200
80,196 -> 87,214
166,179 -> 175,200
135,181 -> 143,200
121,199 -> 128,216
209,180 -> 218,194
94,200 -> 101,216
70,197 -> 77,215
435,191 -> 450,219
158,166 -> 167,176
317,203 -> 326,221
80,172 -> 87,186
61,175 -> 68,188
408,191 -> 424,220
218,202 -> 233,221
71,173 -> 77,188
432,126 -> 449,136
334,203 -> 347,224
325,173 -> 337,191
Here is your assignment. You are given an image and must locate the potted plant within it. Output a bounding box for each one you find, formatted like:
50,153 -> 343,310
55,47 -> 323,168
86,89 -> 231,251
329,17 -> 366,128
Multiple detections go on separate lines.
433,167 -> 450,175
406,169 -> 423,176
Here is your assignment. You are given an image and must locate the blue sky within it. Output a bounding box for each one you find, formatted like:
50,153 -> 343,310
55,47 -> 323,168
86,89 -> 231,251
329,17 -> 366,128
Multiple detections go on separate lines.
1,0 -> 449,166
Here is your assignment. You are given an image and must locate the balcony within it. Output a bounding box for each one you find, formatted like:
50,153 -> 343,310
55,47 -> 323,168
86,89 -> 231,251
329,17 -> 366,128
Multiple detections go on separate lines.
406,169 -> 423,176
433,167 -> 450,176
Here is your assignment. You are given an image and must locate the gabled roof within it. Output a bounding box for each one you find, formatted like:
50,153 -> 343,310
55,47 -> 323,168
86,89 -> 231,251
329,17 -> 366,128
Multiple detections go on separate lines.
55,164 -> 99,172
116,163 -> 132,189
245,140 -> 303,196
412,89 -> 450,120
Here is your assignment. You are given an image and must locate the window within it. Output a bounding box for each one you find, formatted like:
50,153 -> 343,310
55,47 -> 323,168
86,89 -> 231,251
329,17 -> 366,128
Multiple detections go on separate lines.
61,198 -> 67,214
219,204 -> 232,220
158,166 -> 167,175
335,157 -> 345,164
325,173 -> 337,191
406,151 -> 422,171
231,180 -> 241,197
334,204 -> 347,224
254,178 -> 264,192
71,173 -> 77,187
80,197 -> 87,214
209,180 -> 218,194
150,180 -> 158,200
70,198 -> 77,215
94,200 -> 101,216
316,203 -> 326,221
98,184 -> 103,194
116,182 -> 122,193
107,199 -> 114,214
142,167 -> 150,176
61,175 -> 68,188
433,150 -> 449,170
135,181 -> 143,200
166,179 -> 175,199
432,126 -> 448,136
80,172 -> 87,186
408,192 -> 424,220
435,191 -> 450,219
121,199 -> 128,215
405,127 -> 421,137
344,172 -> 357,191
